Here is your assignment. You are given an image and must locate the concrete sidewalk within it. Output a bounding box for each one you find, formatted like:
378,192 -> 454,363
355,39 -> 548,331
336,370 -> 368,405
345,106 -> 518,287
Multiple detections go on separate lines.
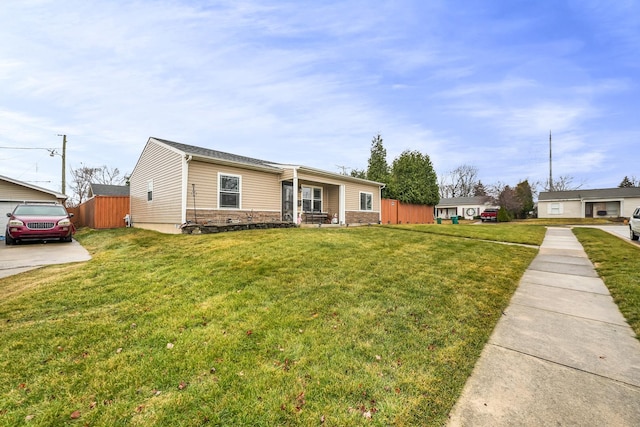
448,227 -> 640,426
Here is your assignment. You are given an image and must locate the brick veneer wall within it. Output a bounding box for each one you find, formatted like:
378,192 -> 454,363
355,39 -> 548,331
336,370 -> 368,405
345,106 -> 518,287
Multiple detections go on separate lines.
345,211 -> 380,225
186,209 -> 281,224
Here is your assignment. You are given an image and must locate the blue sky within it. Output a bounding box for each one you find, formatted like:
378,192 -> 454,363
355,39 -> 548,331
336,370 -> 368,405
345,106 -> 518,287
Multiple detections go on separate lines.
1,0 -> 638,195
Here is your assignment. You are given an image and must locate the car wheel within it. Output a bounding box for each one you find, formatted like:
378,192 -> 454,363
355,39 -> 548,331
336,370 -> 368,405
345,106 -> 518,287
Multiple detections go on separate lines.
631,227 -> 639,241
63,235 -> 73,243
5,232 -> 15,245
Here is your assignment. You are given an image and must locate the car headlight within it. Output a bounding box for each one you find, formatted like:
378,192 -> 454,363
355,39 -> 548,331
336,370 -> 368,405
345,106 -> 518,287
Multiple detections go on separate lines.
58,219 -> 71,227
8,219 -> 24,227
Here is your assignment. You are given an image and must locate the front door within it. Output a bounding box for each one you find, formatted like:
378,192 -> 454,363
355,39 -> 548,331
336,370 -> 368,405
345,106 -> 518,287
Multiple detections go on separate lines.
282,182 -> 294,222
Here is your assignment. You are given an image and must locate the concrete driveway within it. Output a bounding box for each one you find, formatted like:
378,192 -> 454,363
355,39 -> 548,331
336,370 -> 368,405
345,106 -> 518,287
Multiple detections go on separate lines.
0,239 -> 92,279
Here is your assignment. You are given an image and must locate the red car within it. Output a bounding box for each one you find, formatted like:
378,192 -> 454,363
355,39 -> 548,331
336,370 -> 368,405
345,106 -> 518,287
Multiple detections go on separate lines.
5,203 -> 75,245
480,208 -> 499,222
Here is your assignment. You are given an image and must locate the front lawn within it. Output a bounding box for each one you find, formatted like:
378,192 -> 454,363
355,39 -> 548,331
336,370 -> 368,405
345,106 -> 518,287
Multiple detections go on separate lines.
0,226 -> 539,426
574,228 -> 640,336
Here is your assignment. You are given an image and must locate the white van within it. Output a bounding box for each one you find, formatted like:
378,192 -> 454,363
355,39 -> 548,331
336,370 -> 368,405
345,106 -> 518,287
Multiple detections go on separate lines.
630,207 -> 640,241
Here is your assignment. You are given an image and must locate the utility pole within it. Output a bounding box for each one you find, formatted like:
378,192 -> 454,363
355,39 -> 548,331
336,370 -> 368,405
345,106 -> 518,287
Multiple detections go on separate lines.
548,131 -> 553,192
61,134 -> 66,195
55,134 -> 67,194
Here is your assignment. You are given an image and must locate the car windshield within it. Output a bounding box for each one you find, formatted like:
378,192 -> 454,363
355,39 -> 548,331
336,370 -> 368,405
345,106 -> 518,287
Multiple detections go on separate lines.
13,205 -> 68,216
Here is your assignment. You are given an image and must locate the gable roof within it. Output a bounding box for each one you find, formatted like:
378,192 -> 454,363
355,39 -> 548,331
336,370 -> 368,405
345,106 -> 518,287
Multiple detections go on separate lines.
148,137 -> 385,187
153,137 -> 282,172
90,183 -> 130,197
539,187 -> 640,201
0,174 -> 66,199
437,196 -> 494,206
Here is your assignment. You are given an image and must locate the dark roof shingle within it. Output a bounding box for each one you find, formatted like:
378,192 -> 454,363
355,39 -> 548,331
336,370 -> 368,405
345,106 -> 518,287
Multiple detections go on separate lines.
154,138 -> 281,170
90,184 -> 130,196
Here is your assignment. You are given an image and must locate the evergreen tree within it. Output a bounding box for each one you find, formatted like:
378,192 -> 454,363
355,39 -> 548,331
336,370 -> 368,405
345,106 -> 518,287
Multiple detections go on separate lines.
388,150 -> 439,205
619,176 -> 635,188
515,180 -> 534,219
350,169 -> 367,179
366,133 -> 391,197
473,181 -> 487,196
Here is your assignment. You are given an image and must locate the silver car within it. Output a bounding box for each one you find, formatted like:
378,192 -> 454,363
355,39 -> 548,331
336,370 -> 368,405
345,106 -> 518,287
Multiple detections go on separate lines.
630,207 -> 640,241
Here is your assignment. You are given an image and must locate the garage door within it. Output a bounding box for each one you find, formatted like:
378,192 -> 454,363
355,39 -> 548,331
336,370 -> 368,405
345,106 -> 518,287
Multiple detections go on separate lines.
0,201 -> 20,232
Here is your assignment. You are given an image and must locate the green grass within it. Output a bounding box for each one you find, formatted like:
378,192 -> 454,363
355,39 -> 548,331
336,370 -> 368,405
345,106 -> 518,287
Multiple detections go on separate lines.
574,228 -> 640,336
1,226 -> 540,426
385,223 -> 546,246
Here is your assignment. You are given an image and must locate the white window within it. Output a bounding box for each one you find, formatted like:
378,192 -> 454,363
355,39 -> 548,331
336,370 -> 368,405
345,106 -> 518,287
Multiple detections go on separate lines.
302,186 -> 322,212
147,180 -> 153,202
219,173 -> 241,209
549,202 -> 563,215
360,192 -> 373,211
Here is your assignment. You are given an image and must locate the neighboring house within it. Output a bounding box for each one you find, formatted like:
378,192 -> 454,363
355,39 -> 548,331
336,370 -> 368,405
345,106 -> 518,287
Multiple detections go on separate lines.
538,187 -> 640,219
89,183 -> 130,198
72,183 -> 130,229
436,196 -> 496,220
0,174 -> 67,231
129,137 -> 384,233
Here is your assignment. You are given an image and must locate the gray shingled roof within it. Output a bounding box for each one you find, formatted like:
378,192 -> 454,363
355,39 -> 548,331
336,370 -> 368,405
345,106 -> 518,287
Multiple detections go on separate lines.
539,187 -> 640,201
154,138 -> 282,171
437,196 -> 493,206
90,184 -> 130,196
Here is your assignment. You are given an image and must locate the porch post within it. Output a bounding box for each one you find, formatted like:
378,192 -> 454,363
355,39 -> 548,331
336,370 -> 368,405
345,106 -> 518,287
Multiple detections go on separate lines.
293,169 -> 300,224
339,184 -> 346,225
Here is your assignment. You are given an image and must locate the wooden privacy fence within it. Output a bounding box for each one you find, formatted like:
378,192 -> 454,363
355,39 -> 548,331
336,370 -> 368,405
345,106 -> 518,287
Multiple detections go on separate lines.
381,199 -> 435,225
70,196 -> 130,229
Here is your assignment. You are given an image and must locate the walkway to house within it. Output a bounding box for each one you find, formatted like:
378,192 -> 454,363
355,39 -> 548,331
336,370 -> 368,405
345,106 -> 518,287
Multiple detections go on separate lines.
448,227 -> 640,426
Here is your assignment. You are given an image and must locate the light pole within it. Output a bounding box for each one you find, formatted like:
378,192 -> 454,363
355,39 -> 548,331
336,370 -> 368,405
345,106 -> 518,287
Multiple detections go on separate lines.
49,134 -> 67,195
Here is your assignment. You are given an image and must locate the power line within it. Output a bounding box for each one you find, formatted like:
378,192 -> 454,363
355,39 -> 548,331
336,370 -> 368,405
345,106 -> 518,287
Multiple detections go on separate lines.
0,146 -> 56,149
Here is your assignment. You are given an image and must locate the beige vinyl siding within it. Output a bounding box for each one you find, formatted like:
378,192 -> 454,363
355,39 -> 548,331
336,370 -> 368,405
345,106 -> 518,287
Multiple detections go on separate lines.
0,180 -> 60,202
325,186 -> 339,217
280,168 -> 295,181
344,181 -> 380,212
187,161 -> 281,211
296,169 -> 381,213
130,140 -> 184,225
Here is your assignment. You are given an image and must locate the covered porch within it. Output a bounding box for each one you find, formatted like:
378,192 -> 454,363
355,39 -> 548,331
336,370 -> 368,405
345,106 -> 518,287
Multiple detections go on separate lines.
281,178 -> 344,225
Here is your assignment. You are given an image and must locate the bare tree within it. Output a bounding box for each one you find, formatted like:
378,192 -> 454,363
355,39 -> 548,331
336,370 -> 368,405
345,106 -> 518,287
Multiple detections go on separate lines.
544,175 -> 583,192
439,174 -> 454,198
439,164 -> 480,198
67,165 -> 126,206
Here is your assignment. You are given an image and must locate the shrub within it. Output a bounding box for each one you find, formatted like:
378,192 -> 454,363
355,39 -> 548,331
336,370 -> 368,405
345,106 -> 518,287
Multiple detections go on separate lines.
498,206 -> 512,222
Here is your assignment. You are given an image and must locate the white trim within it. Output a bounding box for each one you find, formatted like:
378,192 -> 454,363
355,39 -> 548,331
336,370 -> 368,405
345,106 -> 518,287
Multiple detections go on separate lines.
217,172 -> 242,210
147,179 -> 154,202
340,185 -> 346,225
301,185 -> 323,212
293,167 -> 299,223
182,155 -> 191,224
359,191 -> 373,211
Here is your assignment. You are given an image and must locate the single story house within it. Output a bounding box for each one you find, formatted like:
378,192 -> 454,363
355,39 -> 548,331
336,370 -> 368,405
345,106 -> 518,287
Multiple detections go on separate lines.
436,196 -> 496,220
129,138 -> 384,233
1,174 -> 67,231
538,187 -> 640,219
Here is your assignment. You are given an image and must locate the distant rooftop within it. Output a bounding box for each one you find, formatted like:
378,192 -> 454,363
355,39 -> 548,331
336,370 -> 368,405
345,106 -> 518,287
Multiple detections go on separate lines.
90,183 -> 130,197
539,187 -> 640,200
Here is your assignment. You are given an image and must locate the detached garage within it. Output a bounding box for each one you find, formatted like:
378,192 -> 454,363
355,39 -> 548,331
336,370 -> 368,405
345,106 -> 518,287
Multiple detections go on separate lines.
0,175 -> 67,230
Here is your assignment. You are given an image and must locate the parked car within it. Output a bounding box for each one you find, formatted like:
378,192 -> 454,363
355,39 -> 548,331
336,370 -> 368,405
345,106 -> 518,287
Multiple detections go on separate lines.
480,208 -> 499,222
5,203 -> 75,245
630,206 -> 640,241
